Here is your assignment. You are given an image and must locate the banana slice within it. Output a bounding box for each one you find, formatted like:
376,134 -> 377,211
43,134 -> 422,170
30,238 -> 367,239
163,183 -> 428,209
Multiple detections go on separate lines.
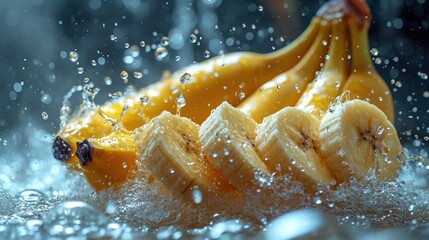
256,107 -> 335,191
133,111 -> 235,203
319,99 -> 402,182
199,102 -> 270,190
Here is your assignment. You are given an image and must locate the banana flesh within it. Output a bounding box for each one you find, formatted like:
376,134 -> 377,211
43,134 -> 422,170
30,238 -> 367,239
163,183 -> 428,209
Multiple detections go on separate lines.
134,111 -> 236,202
199,102 -> 270,190
319,99 -> 402,182
256,107 -> 335,191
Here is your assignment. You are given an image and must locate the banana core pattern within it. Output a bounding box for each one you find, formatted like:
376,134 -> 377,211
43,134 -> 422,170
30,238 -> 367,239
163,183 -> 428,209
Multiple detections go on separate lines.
52,0 -> 404,200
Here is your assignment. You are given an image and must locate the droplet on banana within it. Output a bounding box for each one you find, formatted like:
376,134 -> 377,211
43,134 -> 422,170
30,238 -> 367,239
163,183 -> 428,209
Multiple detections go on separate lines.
134,111 -> 237,202
319,99 -> 402,182
199,102 -> 270,190
256,107 -> 335,191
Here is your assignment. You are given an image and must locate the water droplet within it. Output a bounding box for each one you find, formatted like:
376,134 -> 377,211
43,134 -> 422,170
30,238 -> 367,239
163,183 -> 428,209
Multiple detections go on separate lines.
18,189 -> 47,203
374,57 -> 382,65
110,34 -> 117,41
175,55 -> 181,61
223,148 -> 230,156
313,196 -> 322,205
77,67 -> 84,74
376,126 -> 384,136
83,77 -> 90,83
68,51 -> 79,62
237,92 -> 245,100
41,94 -> 52,104
134,71 -> 143,79
104,76 -> 112,86
211,151 -> 219,158
108,91 -> 123,99
192,186 -> 203,204
180,73 -> 192,84
160,36 -> 169,46
154,47 -> 168,61
91,60 -> 97,66
140,40 -> 146,47
204,50 -> 211,58
105,201 -> 117,215
120,71 -> 128,80
140,96 -> 149,105
322,40 -> 328,46
418,72 -> 428,80
258,5 -> 264,11
189,34 -> 197,43
370,48 -> 379,56
122,162 -> 127,168
124,42 -> 130,48
176,93 -> 186,109
41,111 -> 48,120
295,84 -> 300,93
170,168 -> 175,174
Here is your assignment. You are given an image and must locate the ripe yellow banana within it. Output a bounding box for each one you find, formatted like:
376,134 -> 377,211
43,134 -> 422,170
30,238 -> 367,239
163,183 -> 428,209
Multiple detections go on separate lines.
295,19 -> 350,119
199,102 -> 270,190
74,130 -> 138,191
341,17 -> 394,123
319,99 -> 402,182
133,111 -> 237,202
52,18 -> 321,187
237,20 -> 331,123
256,107 -> 335,191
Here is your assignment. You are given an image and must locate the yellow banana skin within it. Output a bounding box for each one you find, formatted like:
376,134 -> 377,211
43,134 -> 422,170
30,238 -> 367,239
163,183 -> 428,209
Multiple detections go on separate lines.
237,20 -> 331,123
341,18 -> 394,123
53,18 -> 321,190
295,19 -> 350,119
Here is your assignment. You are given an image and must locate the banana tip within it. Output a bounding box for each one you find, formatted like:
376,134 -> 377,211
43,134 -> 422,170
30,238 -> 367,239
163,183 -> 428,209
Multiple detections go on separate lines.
52,136 -> 72,162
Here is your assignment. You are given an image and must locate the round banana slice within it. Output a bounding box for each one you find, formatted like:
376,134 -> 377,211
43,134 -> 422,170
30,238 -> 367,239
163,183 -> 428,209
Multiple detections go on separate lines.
256,107 -> 335,191
134,111 -> 235,203
199,102 -> 270,190
319,99 -> 402,182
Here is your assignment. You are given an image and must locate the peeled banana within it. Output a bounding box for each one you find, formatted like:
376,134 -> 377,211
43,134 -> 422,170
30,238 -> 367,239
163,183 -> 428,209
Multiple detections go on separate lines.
319,99 -> 402,182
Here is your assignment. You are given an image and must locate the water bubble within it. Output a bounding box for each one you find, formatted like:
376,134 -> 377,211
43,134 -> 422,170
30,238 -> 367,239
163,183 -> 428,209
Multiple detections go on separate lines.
120,71 -> 128,80
91,60 -> 97,66
189,34 -> 197,43
192,186 -> 203,204
41,111 -> 48,120
140,40 -> 146,47
43,201 -> 107,237
374,57 -> 382,65
370,48 -> 379,56
204,50 -> 211,58
133,71 -> 143,79
180,73 -> 191,84
68,51 -> 79,62
160,36 -> 169,47
104,76 -> 112,86
18,189 -> 47,203
110,34 -> 117,41
13,82 -> 23,92
105,201 -> 117,215
124,42 -> 130,48
41,94 -> 52,104
154,47 -> 168,61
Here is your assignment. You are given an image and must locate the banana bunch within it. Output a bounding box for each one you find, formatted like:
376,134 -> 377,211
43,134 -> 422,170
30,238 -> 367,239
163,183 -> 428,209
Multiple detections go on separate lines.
52,0 -> 402,194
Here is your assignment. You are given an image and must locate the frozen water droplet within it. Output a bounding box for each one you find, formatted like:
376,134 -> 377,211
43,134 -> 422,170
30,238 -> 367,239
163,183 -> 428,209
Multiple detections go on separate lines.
180,73 -> 192,84
370,48 -> 379,56
192,186 -> 203,204
133,71 -> 143,79
140,40 -> 146,47
204,50 -> 211,58
68,51 -> 79,62
160,36 -> 169,47
41,111 -> 48,120
77,67 -> 84,74
120,71 -> 128,80
189,34 -> 197,43
154,47 -> 168,61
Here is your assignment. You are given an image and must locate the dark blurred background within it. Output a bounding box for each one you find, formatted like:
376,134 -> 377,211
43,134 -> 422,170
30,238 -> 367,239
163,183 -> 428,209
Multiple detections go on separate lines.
0,0 -> 428,153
